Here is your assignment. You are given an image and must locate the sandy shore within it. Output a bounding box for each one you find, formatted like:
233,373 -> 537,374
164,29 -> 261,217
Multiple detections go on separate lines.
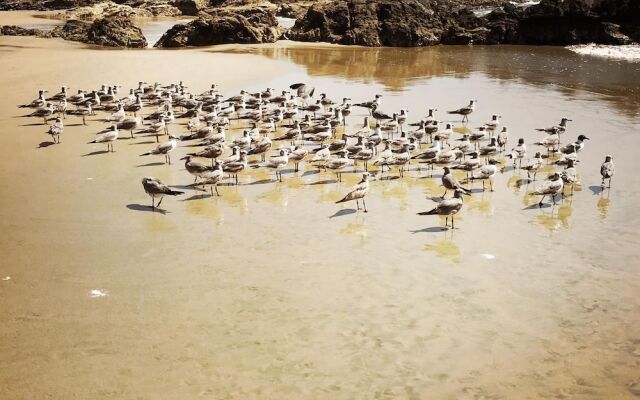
0,35 -> 639,399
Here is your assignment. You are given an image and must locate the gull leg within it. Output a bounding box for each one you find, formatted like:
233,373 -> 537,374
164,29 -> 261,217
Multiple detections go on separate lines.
151,196 -> 155,209
490,179 -> 494,192
215,184 -> 221,196
363,198 -> 368,213
356,199 -> 360,210
452,215 -> 455,229
157,196 -> 163,208
539,194 -> 545,207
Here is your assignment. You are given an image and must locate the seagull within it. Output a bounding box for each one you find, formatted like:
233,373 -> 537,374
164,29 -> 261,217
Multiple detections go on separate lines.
247,135 -> 272,162
447,100 -> 476,122
137,115 -> 166,142
451,151 -> 481,180
274,121 -> 301,144
469,159 -> 499,191
418,189 -> 469,229
26,102 -> 54,124
371,104 -> 392,121
141,177 -> 183,209
252,148 -> 289,182
288,145 -> 308,172
289,83 -> 315,103
600,155 -> 614,188
560,134 -> 589,155
188,144 -> 225,166
561,159 -> 578,194
497,126 -> 509,152
521,152 -> 543,180
222,150 -> 248,185
354,94 -> 382,115
19,90 -> 47,109
323,150 -> 351,182
199,161 -> 224,196
534,129 -> 561,154
441,166 -> 471,197
353,142 -> 375,171
310,143 -> 331,164
536,117 -> 571,134
46,117 -> 64,143
117,116 -> 142,138
89,125 -> 118,152
140,139 -> 177,164
530,173 -> 564,207
479,137 -> 498,156
47,87 -> 69,102
507,138 -> 526,167
484,114 -> 501,133
181,155 -> 215,183
336,172 -> 370,212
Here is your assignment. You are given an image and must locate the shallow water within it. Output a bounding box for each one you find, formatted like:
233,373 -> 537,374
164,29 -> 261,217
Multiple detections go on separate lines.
0,34 -> 639,399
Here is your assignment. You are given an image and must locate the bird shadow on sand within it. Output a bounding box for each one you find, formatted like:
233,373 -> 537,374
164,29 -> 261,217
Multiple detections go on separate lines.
130,140 -> 156,145
171,184 -> 206,192
307,179 -> 338,186
589,185 -> 605,195
378,175 -> 400,181
65,123 -> 85,127
329,209 -> 357,218
20,122 -> 48,127
248,179 -> 276,185
37,141 -> 56,148
302,170 -> 321,177
126,204 -> 169,214
135,162 -> 165,168
82,150 -> 109,157
181,193 -> 212,201
410,226 -> 450,233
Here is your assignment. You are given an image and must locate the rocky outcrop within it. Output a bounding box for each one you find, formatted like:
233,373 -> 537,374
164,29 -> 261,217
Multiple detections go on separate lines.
288,0 -> 447,47
483,0 -> 639,45
0,25 -> 51,37
154,7 -> 281,47
86,16 -> 148,47
287,0 -> 640,47
48,16 -> 147,47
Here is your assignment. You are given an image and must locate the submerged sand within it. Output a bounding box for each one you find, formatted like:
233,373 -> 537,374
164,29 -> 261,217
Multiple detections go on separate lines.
0,34 -> 639,399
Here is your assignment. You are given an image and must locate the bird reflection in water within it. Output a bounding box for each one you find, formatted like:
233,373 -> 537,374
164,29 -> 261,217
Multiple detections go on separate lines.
597,189 -> 611,221
423,230 -> 461,264
530,202 -> 573,232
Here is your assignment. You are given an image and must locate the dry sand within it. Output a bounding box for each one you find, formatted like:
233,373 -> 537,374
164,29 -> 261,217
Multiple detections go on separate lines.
0,32 -> 639,399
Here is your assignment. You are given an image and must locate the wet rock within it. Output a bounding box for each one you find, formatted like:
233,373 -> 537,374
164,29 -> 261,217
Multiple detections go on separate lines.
154,7 -> 281,47
172,0 -> 208,15
0,25 -> 51,37
288,0 -> 446,47
87,16 -> 148,47
50,19 -> 92,42
50,16 -> 147,47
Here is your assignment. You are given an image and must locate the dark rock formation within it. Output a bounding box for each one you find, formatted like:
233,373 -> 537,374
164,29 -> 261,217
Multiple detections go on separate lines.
48,17 -> 147,47
483,0 -> 638,45
0,25 -> 51,37
288,0 -> 446,47
86,16 -> 148,47
288,0 -> 640,47
154,7 -> 281,47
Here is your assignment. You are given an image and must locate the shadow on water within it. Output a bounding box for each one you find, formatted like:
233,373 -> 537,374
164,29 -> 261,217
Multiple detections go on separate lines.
135,162 -> 165,167
214,43 -> 640,117
589,185 -> 605,195
126,204 -> 168,214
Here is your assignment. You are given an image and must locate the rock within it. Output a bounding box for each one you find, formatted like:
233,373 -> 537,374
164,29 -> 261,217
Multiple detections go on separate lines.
288,0 -> 448,47
155,7 -> 281,47
87,16 -> 148,47
172,0 -> 207,15
64,2 -> 153,20
0,25 -> 51,37
50,16 -> 147,47
50,19 -> 92,42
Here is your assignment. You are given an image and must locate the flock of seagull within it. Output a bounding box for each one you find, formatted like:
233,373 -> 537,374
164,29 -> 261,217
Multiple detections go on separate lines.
19,81 -> 615,229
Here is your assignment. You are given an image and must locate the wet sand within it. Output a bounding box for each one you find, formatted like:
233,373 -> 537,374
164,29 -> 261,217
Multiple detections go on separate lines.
1,34 -> 639,399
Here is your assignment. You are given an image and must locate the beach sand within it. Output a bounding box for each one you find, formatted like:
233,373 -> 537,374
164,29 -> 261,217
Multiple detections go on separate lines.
1,33 -> 639,399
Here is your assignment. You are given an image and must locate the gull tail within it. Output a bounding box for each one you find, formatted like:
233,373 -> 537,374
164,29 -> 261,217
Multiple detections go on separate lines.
417,208 -> 438,216
140,152 -> 152,156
